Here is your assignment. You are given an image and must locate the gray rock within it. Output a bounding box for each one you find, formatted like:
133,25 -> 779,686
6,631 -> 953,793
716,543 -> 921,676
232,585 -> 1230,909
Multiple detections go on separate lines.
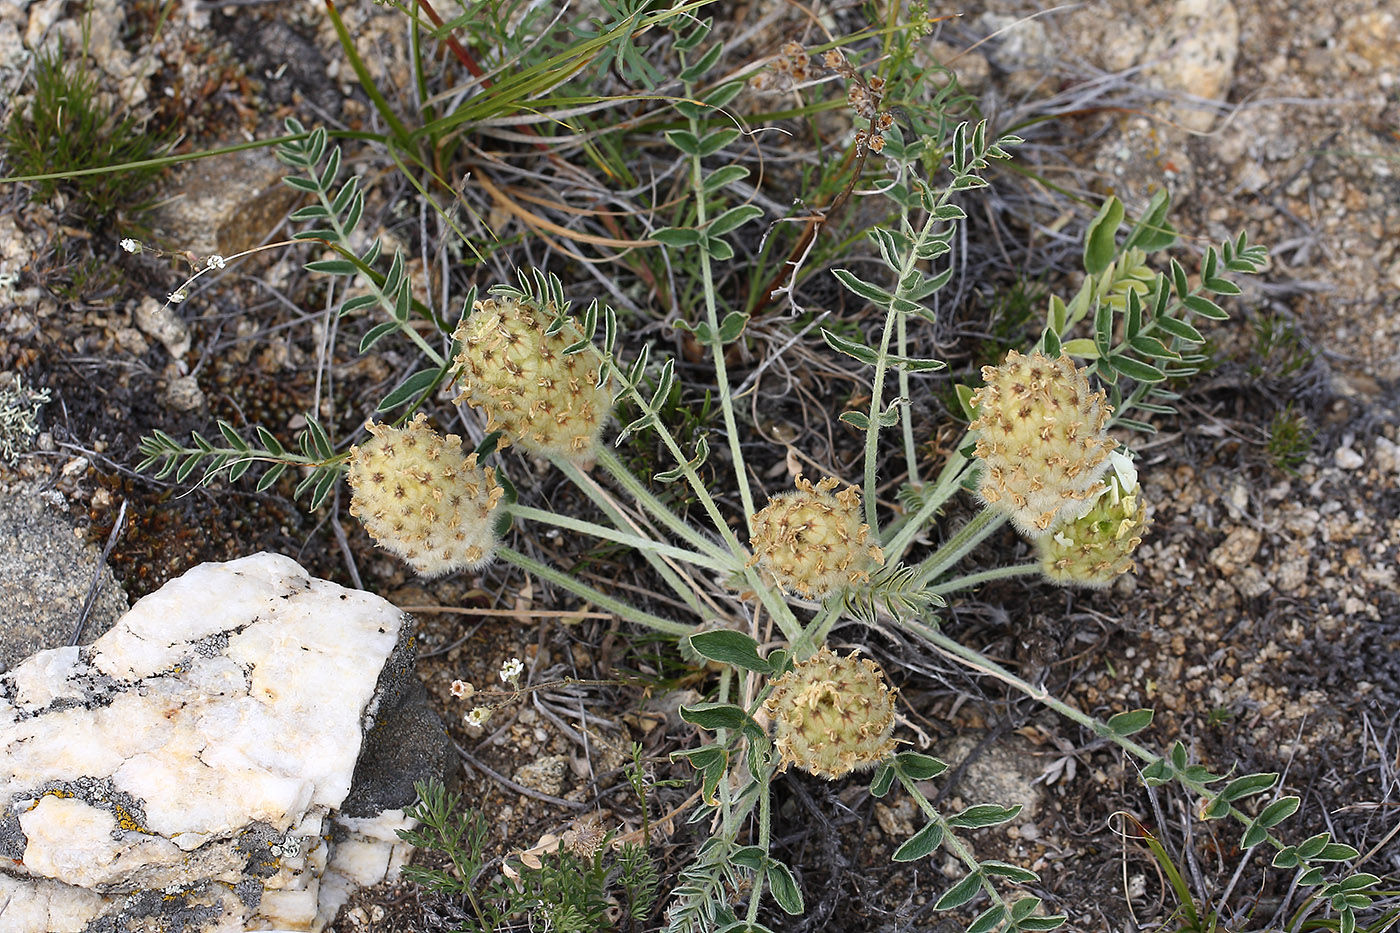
0,486 -> 127,670
0,554 -> 443,932
342,633 -> 451,819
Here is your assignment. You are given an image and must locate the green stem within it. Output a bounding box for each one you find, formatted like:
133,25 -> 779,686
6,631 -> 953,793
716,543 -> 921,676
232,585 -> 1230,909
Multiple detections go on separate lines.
747,782 -> 773,925
898,772 -> 1009,914
928,563 -> 1040,597
912,509 -> 1007,588
496,545 -> 693,637
595,353 -> 747,557
589,447 -> 735,563
744,567 -> 805,644
311,164 -> 446,369
544,456 -> 721,620
683,68 -> 757,532
862,303 -> 900,531
862,202 -> 949,532
900,617 -> 1320,862
506,504 -> 730,572
897,310 -> 920,486
881,447 -> 972,562
901,616 -> 1155,761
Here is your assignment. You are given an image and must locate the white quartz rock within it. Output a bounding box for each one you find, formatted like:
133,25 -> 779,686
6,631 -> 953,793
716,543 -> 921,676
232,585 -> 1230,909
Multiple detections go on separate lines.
0,553 -> 422,932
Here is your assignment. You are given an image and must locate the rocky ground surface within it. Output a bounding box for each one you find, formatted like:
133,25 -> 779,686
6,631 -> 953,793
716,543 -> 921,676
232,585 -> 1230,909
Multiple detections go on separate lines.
0,0 -> 1396,931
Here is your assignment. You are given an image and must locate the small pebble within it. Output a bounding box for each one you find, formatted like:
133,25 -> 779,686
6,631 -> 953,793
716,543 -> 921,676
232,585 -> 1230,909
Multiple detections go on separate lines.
1334,447 -> 1364,470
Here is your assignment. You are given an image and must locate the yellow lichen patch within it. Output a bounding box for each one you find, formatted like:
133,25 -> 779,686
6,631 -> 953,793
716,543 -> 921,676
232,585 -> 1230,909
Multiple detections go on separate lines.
763,647 -> 898,779
748,475 -> 883,599
347,413 -> 505,577
969,350 -> 1118,536
451,296 -> 612,460
113,804 -> 149,834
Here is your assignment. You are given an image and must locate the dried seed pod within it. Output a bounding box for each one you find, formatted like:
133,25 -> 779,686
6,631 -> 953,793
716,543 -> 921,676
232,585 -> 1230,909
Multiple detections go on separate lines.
764,647 -> 898,780
347,414 -> 504,577
748,475 -> 884,599
970,350 -> 1118,536
451,296 -> 612,460
1038,452 -> 1148,587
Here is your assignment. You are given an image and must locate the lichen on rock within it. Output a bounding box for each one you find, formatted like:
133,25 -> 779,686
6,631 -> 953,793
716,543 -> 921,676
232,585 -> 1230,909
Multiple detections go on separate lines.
0,553 -> 441,932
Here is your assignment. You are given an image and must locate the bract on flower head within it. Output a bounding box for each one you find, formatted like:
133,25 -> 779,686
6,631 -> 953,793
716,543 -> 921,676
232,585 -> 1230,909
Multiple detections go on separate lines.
969,350 -> 1118,536
747,475 -> 883,599
346,413 -> 504,577
1038,450 -> 1149,587
764,646 -> 897,779
451,296 -> 612,461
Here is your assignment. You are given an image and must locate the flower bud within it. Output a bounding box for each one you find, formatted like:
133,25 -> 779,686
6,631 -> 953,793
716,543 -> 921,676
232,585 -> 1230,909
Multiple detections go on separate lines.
748,475 -> 883,599
452,296 -> 611,460
1038,451 -> 1148,587
969,350 -> 1118,536
347,414 -> 504,577
764,647 -> 898,779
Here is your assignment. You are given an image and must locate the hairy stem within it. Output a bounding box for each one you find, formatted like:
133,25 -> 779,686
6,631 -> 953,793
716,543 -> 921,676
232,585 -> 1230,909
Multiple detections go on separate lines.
912,508 -> 1007,588
928,563 -> 1040,597
683,71 -> 757,531
506,504 -> 730,572
591,446 -> 735,563
496,545 -> 693,637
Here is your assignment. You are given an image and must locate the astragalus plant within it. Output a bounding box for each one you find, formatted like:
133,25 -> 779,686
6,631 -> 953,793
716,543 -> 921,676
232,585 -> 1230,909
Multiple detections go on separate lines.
130,6 -> 1383,933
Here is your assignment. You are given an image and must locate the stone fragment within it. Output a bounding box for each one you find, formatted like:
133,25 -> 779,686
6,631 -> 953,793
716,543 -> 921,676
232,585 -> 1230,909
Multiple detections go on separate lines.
133,296 -> 191,361
161,372 -> 205,412
1334,446 -> 1364,470
148,146 -> 299,258
514,755 -> 568,798
1142,0 -> 1240,132
1209,526 -> 1262,578
1374,436 -> 1399,475
0,486 -> 127,670
0,553 -> 445,932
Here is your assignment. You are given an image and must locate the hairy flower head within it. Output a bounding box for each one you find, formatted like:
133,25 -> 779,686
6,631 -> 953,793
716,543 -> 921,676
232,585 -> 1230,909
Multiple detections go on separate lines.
748,475 -> 883,599
764,647 -> 898,779
347,413 -> 504,577
451,296 -> 611,460
969,350 -> 1118,536
1038,451 -> 1149,587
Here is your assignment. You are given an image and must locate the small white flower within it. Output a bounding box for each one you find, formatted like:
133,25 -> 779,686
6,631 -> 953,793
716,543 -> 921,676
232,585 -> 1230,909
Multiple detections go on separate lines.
119,238 -> 141,254
499,657 -> 524,685
449,679 -> 474,699
206,254 -> 226,270
167,290 -> 187,303
466,707 -> 492,727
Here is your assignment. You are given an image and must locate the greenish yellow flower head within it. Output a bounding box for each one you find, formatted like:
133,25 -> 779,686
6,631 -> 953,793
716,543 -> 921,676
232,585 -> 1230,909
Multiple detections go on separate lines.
748,475 -> 884,599
969,350 -> 1118,536
452,296 -> 611,460
764,647 -> 898,780
347,414 -> 504,577
1038,451 -> 1148,587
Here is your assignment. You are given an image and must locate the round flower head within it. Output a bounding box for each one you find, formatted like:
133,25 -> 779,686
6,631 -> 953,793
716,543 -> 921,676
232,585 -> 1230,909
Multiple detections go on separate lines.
451,296 -> 612,460
1038,451 -> 1149,587
764,647 -> 897,779
969,350 -> 1118,536
346,414 -> 504,577
748,475 -> 883,599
